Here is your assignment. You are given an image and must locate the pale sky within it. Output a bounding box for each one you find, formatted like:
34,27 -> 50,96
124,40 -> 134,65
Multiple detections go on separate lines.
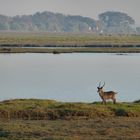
0,0 -> 139,25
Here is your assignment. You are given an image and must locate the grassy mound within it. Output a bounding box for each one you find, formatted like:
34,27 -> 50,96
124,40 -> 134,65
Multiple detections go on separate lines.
0,99 -> 140,120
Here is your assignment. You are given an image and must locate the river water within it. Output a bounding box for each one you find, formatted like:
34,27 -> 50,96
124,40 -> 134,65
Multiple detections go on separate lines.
0,53 -> 140,102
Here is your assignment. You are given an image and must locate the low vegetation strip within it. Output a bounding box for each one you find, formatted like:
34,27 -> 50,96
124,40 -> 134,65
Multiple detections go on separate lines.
1,47 -> 140,53
0,99 -> 140,120
0,33 -> 140,45
0,33 -> 140,53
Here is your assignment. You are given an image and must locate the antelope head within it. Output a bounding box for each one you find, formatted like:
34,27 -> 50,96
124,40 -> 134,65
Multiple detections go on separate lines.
97,81 -> 105,93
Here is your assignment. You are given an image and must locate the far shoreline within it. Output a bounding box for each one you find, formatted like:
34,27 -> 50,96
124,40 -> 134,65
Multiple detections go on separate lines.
0,33 -> 140,53
1,46 -> 140,53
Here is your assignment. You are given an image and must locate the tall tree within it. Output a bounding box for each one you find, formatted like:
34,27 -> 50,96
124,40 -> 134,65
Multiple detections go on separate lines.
98,11 -> 135,34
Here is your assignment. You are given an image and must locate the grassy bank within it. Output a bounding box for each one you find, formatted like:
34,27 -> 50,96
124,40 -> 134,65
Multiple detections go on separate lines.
0,99 -> 140,120
1,46 -> 140,53
0,32 -> 140,46
0,99 -> 140,140
0,32 -> 140,53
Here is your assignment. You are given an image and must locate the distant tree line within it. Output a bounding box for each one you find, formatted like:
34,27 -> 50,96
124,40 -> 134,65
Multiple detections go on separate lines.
0,11 -> 97,32
0,11 -> 139,34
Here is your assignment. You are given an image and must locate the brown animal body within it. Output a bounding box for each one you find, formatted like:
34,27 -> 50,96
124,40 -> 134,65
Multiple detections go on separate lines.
97,82 -> 117,104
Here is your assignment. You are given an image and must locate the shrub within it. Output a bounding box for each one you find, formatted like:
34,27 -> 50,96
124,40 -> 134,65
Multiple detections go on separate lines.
115,108 -> 128,116
0,130 -> 10,137
134,99 -> 140,103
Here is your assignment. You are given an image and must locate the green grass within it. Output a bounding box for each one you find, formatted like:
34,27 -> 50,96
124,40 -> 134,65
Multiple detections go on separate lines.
0,32 -> 140,53
0,99 -> 140,120
1,46 -> 140,53
0,32 -> 140,45
0,99 -> 140,139
0,117 -> 140,139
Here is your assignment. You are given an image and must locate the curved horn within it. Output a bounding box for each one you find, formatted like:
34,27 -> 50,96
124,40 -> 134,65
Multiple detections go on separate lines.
102,82 -> 105,88
99,81 -> 101,88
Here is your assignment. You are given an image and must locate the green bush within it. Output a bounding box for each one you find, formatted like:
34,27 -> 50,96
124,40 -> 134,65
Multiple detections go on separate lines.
134,99 -> 140,103
115,108 -> 128,116
0,130 -> 10,137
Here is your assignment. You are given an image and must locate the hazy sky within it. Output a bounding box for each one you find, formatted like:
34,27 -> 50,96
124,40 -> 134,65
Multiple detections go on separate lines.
0,0 -> 140,25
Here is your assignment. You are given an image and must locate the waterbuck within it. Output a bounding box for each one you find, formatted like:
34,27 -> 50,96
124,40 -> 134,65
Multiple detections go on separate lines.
97,82 -> 117,104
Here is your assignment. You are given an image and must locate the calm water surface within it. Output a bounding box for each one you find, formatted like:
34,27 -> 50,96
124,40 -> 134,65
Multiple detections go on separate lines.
0,53 -> 140,102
